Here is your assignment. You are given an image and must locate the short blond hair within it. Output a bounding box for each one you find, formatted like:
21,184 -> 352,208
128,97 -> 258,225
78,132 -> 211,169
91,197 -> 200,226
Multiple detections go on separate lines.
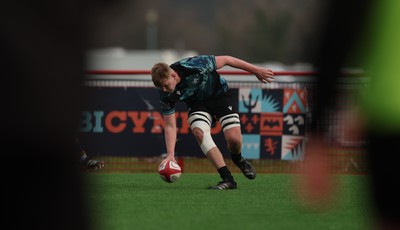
151,63 -> 171,88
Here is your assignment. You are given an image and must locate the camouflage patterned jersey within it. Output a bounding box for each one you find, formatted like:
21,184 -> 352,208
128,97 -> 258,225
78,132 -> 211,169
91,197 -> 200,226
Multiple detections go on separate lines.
158,55 -> 229,115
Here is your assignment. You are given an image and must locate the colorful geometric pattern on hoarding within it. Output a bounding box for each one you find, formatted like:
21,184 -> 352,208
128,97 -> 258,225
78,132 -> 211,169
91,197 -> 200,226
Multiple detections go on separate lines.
283,89 -> 307,113
239,88 -> 307,160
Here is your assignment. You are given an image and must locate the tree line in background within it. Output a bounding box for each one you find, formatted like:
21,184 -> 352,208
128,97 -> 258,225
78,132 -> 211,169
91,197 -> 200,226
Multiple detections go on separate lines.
86,0 -> 325,64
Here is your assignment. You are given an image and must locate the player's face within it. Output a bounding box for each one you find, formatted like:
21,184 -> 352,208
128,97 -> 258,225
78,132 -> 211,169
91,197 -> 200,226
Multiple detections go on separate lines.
160,71 -> 178,93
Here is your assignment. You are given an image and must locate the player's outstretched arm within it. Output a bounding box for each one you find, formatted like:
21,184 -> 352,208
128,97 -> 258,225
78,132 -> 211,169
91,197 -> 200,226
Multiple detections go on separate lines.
215,55 -> 274,84
162,114 -> 177,164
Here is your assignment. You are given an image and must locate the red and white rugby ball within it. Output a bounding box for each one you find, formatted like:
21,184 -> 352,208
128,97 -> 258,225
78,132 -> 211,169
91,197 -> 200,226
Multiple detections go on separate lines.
158,160 -> 182,183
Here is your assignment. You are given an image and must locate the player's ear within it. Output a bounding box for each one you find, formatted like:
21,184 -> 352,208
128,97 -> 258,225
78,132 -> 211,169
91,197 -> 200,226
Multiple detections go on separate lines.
171,70 -> 177,79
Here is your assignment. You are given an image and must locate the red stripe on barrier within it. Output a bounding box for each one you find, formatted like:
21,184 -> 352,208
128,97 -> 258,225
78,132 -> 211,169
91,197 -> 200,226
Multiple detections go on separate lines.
86,70 -> 318,76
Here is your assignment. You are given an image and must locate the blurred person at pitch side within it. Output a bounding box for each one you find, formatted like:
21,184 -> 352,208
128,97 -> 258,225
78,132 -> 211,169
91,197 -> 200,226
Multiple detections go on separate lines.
296,0 -> 400,229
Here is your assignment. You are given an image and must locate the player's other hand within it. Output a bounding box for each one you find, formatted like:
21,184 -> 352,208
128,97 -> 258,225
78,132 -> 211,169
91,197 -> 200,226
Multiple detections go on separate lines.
255,68 -> 274,84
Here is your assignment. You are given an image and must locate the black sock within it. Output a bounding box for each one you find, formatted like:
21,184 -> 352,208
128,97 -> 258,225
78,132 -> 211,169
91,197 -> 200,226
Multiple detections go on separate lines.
231,153 -> 243,165
217,166 -> 234,181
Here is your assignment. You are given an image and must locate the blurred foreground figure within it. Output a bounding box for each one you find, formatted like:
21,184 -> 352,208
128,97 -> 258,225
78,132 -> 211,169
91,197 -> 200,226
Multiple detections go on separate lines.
0,1 -> 93,229
361,1 -> 400,228
297,0 -> 400,229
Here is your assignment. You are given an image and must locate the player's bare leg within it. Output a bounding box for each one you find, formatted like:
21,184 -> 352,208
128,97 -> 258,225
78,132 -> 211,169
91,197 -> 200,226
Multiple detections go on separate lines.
192,127 -> 237,189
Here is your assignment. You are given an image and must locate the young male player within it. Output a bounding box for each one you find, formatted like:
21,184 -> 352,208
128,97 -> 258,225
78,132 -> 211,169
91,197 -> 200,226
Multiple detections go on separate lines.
151,55 -> 274,189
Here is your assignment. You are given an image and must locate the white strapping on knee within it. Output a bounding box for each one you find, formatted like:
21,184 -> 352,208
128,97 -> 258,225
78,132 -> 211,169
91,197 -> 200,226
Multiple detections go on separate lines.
188,112 -> 216,155
187,111 -> 212,127
219,113 -> 241,132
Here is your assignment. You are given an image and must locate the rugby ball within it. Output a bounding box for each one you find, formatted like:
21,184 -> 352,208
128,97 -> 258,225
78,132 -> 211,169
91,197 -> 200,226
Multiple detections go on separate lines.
158,160 -> 182,183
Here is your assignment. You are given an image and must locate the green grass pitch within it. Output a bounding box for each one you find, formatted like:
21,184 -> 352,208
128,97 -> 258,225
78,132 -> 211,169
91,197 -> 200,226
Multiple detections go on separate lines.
84,173 -> 374,230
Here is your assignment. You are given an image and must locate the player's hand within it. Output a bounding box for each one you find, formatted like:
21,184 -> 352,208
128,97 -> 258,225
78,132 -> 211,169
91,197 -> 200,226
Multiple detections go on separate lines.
255,68 -> 274,84
161,155 -> 176,165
